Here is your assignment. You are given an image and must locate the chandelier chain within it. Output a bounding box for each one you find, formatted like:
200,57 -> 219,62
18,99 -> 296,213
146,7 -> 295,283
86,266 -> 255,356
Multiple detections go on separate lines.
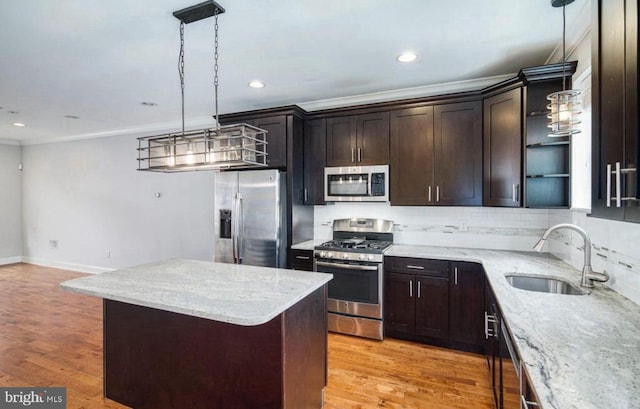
214,9 -> 220,130
179,21 -> 185,136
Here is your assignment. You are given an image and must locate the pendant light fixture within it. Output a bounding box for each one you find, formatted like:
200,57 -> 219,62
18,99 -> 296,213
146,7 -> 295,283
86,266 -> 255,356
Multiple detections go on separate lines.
547,0 -> 581,137
137,1 -> 268,172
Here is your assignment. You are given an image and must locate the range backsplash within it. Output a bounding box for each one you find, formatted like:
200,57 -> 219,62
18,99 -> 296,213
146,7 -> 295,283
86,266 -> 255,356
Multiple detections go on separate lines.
314,203 -> 640,305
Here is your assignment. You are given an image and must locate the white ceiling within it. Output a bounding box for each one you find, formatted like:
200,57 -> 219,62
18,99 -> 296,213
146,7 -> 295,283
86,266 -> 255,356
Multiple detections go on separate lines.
0,0 -> 589,145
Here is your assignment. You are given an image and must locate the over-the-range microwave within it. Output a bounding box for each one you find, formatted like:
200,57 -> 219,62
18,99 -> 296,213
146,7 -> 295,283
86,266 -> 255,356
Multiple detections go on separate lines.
324,165 -> 389,202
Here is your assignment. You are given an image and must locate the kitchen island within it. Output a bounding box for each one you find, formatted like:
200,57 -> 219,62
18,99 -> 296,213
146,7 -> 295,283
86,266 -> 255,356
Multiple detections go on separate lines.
61,259 -> 333,409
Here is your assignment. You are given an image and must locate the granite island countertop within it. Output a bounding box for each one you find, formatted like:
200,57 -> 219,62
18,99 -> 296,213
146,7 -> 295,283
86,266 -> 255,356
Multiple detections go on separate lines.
61,258 -> 332,326
386,245 -> 640,409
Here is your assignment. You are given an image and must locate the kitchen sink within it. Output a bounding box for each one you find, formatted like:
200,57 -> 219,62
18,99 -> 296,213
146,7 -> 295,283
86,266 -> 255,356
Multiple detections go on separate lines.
504,274 -> 587,295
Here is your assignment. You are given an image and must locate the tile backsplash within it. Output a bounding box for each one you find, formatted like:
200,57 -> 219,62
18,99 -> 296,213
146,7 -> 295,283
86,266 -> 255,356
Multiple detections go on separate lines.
314,204 -> 640,305
314,204 -> 550,250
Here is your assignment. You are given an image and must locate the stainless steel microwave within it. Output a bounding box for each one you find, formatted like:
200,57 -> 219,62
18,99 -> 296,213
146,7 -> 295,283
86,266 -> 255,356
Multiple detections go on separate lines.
324,165 -> 389,202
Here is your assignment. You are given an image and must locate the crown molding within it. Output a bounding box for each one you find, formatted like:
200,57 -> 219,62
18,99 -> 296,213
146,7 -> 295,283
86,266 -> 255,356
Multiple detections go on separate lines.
0,138 -> 22,146
20,116 -> 217,146
545,0 -> 591,64
298,74 -> 515,112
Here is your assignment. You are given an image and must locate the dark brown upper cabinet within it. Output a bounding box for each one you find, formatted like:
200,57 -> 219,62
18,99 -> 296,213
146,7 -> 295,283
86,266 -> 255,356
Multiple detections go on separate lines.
592,0 -> 640,222
253,115 -> 288,169
390,106 -> 434,205
218,114 -> 288,169
326,112 -> 389,167
390,101 -> 482,206
433,101 -> 482,206
483,87 -> 523,207
303,118 -> 326,205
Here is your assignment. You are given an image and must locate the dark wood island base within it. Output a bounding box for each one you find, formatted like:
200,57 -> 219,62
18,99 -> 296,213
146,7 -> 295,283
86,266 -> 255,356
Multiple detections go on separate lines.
103,285 -> 328,409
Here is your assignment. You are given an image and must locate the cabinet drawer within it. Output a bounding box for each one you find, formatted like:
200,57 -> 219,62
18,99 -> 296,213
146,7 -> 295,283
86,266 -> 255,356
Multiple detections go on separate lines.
289,249 -> 313,271
384,257 -> 449,277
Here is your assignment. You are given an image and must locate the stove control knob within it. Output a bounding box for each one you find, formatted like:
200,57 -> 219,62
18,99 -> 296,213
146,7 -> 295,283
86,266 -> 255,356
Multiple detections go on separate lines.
367,255 -> 374,261
327,252 -> 333,259
358,254 -> 366,261
319,251 -> 326,258
342,253 -> 349,260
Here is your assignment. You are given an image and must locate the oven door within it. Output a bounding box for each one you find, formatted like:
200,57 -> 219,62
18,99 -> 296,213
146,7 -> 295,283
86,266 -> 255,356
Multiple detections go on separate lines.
314,259 -> 383,320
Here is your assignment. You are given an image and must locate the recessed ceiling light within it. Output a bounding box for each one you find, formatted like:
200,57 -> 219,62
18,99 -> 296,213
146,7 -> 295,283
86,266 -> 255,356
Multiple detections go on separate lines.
248,80 -> 265,89
397,51 -> 418,63
64,115 -> 80,119
141,101 -> 158,106
8,110 -> 19,114
12,122 -> 26,127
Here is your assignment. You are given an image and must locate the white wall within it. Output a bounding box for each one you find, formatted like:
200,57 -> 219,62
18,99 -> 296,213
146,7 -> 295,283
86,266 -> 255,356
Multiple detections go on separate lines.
0,143 -> 22,264
21,134 -> 216,273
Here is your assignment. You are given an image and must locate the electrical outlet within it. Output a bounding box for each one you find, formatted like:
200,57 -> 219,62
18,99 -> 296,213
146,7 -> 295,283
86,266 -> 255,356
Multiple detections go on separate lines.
49,240 -> 58,248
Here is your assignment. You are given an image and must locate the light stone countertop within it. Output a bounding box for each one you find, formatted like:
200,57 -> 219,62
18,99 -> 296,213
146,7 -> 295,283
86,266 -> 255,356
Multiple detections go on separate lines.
387,245 -> 640,409
60,258 -> 332,326
291,239 -> 325,251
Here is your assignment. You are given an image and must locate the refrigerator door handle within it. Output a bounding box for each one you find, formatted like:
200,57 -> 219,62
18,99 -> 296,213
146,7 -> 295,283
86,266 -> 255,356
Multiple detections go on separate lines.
237,193 -> 243,263
232,192 -> 242,264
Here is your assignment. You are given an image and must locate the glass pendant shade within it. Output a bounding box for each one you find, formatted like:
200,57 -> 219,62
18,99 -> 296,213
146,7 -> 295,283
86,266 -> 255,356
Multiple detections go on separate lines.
547,89 -> 582,137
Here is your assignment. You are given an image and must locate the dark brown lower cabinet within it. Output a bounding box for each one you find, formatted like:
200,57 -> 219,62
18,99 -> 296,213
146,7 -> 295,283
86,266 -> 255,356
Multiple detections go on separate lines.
384,257 -> 484,352
289,249 -> 313,271
449,261 -> 486,349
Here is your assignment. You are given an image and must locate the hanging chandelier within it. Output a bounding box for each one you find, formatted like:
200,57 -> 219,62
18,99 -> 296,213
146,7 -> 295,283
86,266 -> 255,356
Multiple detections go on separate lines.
137,1 -> 268,172
547,0 -> 581,137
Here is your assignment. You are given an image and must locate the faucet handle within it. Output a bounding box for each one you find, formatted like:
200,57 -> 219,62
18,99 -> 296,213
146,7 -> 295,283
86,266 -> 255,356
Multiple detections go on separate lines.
588,269 -> 610,283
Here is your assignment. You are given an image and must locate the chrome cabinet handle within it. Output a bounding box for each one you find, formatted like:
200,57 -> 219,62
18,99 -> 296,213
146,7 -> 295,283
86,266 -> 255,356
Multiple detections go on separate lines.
409,280 -> 413,297
615,162 -> 621,208
520,395 -> 538,408
358,148 -> 362,162
295,255 -> 310,260
417,280 -> 421,298
428,186 -> 432,202
454,267 -> 458,285
484,312 -> 498,339
512,183 -> 520,202
406,265 -> 425,270
351,148 -> 356,163
304,188 -> 308,203
606,163 -> 612,207
436,186 -> 440,202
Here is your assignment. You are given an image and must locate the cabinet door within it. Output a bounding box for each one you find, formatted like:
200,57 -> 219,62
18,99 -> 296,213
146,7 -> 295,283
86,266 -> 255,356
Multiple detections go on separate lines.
390,107 -> 434,205
383,272 -> 415,335
289,249 -> 314,271
326,116 -> 357,167
303,119 -> 326,205
414,276 -> 449,339
592,0 -> 639,221
356,112 -> 390,165
449,262 -> 485,347
483,88 -> 523,207
434,101 -> 483,206
254,115 -> 287,169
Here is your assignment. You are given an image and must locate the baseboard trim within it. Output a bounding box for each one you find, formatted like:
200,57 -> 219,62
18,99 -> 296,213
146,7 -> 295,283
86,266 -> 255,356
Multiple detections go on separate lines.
21,257 -> 114,274
0,256 -> 23,266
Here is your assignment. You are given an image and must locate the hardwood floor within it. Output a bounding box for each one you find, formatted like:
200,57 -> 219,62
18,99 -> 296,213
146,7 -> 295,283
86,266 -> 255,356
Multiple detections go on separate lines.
0,263 -> 494,409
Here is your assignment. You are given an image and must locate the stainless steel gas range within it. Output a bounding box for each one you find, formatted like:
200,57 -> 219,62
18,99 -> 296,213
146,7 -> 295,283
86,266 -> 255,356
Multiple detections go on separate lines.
313,218 -> 393,340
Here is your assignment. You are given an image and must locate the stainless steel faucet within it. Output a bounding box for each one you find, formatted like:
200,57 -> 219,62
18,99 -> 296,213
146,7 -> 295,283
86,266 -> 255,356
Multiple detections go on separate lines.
533,223 -> 609,288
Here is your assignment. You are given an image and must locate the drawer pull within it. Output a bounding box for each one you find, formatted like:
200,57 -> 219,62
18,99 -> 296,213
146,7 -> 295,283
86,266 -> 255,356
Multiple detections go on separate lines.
406,265 -> 425,270
295,255 -> 310,260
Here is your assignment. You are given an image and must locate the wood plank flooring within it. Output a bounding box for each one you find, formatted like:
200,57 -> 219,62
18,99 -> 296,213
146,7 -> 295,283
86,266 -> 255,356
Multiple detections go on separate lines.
0,263 -> 494,409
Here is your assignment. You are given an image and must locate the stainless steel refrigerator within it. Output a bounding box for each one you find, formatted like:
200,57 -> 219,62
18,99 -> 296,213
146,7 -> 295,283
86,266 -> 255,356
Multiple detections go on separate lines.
214,169 -> 288,268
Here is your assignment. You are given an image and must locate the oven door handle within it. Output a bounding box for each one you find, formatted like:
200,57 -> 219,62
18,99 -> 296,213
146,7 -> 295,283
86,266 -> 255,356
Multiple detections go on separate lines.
315,261 -> 379,271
